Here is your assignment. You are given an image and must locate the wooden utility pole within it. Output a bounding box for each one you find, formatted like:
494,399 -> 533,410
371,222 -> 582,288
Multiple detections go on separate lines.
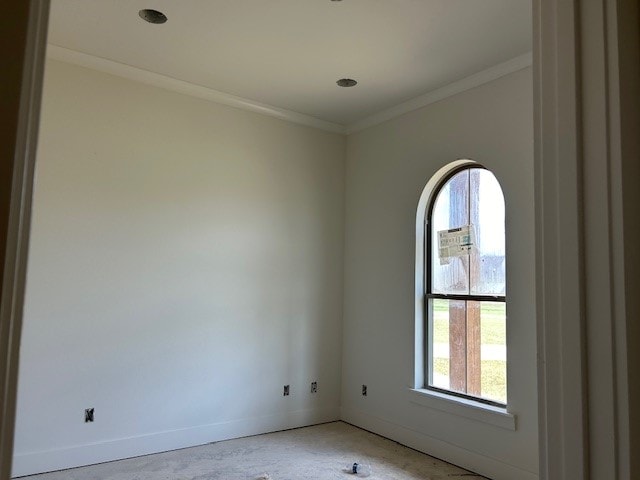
447,171 -> 482,396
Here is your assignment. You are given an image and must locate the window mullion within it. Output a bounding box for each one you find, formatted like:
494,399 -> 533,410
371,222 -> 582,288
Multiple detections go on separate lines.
427,293 -> 505,302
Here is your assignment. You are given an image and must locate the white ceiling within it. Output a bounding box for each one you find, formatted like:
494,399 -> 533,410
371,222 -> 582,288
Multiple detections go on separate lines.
48,0 -> 531,127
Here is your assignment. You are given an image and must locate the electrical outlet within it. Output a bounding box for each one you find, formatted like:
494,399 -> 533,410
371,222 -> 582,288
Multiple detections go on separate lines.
283,385 -> 290,396
310,381 -> 318,393
362,385 -> 367,396
85,408 -> 94,423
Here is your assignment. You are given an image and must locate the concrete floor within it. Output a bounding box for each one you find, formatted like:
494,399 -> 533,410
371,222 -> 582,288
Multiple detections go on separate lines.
20,421 -> 486,480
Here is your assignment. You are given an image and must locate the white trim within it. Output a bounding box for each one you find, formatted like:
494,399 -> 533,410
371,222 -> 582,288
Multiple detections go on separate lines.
46,44 -> 347,135
346,52 -> 533,134
406,388 -> 516,431
533,0 -> 639,477
533,0 -> 590,478
46,45 -> 533,137
11,407 -> 340,478
341,407 -> 537,480
0,2 -> 50,478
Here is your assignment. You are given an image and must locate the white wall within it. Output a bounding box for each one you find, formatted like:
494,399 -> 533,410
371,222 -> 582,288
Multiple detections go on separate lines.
14,59 -> 536,480
12,60 -> 345,477
341,68 -> 537,480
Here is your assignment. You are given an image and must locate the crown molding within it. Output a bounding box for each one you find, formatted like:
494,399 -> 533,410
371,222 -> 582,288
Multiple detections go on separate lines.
345,52 -> 533,134
47,45 -> 532,137
46,44 -> 347,134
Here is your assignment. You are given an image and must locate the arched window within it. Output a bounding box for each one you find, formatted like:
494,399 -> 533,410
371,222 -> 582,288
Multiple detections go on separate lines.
425,164 -> 506,406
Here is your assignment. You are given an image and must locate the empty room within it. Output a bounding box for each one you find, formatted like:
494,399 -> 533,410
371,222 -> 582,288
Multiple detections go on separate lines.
2,1 -> 638,480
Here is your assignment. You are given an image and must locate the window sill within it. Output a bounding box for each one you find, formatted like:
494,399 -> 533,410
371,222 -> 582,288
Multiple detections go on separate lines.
406,388 -> 516,431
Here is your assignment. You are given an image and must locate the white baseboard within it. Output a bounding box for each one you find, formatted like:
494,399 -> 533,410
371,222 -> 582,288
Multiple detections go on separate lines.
12,407 -> 340,478
340,406 -> 538,480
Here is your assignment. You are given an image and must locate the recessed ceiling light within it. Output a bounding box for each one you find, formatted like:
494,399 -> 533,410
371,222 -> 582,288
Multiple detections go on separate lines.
139,9 -> 167,24
337,78 -> 358,87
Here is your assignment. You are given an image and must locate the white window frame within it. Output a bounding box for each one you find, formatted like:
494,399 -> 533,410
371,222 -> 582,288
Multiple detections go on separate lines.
412,160 -> 514,427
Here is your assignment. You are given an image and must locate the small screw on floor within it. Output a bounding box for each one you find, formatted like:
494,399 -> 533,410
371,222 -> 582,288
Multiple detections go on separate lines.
85,408 -> 94,423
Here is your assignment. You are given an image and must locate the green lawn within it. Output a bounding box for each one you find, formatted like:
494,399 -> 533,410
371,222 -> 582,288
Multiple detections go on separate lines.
432,300 -> 506,345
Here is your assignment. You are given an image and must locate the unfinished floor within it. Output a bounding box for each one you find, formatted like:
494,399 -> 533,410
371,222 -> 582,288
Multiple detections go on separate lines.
19,422 -> 485,480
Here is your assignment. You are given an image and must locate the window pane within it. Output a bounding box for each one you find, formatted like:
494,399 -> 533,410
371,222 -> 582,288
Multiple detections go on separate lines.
431,170 -> 469,294
469,169 -> 505,295
480,301 -> 507,403
429,299 -> 507,404
430,298 -> 459,391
